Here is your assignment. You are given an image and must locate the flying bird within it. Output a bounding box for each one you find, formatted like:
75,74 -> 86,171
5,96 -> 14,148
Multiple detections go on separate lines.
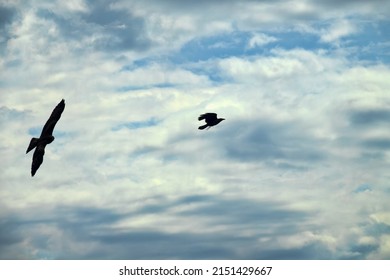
198,113 -> 225,130
26,99 -> 65,176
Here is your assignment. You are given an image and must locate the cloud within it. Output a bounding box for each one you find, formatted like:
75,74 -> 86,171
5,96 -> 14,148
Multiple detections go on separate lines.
0,195 -> 320,259
34,2 -> 150,53
248,33 -> 278,48
315,0 -> 390,17
0,5 -> 16,28
361,138 -> 390,150
112,118 -> 160,131
216,119 -> 326,169
3,193 -> 388,259
0,4 -> 17,51
349,108 -> 390,126
320,19 -> 358,43
1,0 -> 390,260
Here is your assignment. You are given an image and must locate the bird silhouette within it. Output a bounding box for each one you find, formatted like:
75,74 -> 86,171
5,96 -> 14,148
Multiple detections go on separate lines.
198,113 -> 225,130
26,99 -> 65,176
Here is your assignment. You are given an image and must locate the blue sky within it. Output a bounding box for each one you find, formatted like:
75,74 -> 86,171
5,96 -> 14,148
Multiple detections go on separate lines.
1,0 -> 390,259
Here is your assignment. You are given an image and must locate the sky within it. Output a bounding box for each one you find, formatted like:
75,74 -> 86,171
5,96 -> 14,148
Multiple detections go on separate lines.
1,0 -> 390,260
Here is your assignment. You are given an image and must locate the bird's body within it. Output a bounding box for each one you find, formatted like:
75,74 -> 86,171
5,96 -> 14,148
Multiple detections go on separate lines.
198,112 -> 225,130
26,99 -> 65,176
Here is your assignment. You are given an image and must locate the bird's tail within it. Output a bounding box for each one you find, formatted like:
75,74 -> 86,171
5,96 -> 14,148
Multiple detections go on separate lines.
31,145 -> 45,177
198,124 -> 208,130
26,137 -> 39,154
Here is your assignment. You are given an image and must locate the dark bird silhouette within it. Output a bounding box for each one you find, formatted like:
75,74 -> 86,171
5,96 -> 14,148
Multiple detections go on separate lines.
198,113 -> 225,130
26,99 -> 65,176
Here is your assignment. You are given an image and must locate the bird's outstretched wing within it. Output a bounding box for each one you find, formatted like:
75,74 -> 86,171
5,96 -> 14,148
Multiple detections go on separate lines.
198,112 -> 217,122
40,99 -> 65,138
31,144 -> 45,176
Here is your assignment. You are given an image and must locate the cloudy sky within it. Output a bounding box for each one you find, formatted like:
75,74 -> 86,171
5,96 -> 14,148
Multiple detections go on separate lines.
1,0 -> 390,260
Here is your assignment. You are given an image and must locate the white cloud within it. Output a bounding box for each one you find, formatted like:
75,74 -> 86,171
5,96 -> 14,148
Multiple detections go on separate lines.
247,33 -> 278,48
320,19 -> 358,43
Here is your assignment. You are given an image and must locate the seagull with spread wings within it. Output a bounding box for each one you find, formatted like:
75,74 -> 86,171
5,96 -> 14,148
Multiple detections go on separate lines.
198,112 -> 225,130
26,99 -> 65,176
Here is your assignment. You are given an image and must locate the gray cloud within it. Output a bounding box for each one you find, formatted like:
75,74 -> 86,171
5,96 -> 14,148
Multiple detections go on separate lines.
176,195 -> 308,228
3,194 -> 385,260
147,0 -> 284,11
339,221 -> 390,259
34,1 -> 150,53
0,5 -> 16,28
344,108 -> 390,153
0,219 -> 23,246
219,119 -> 326,168
344,243 -> 379,260
361,138 -> 390,150
0,195 -> 318,259
83,0 -> 150,51
349,108 -> 390,126
252,243 -> 334,260
0,5 -> 17,51
0,220 -> 25,259
316,0 -> 390,8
